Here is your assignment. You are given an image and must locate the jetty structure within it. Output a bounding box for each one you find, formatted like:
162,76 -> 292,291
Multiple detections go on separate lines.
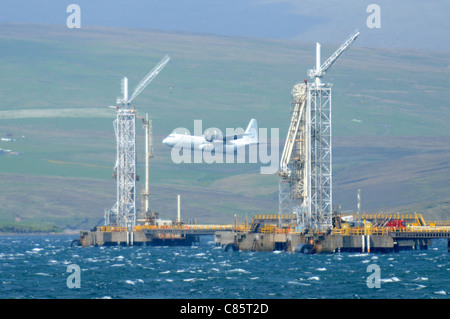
75,37 -> 450,253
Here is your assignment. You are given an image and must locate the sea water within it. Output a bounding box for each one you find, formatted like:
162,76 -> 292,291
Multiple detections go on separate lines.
0,235 -> 448,299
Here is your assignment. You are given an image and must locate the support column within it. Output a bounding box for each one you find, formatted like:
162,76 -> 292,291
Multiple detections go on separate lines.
177,195 -> 181,223
361,235 -> 365,253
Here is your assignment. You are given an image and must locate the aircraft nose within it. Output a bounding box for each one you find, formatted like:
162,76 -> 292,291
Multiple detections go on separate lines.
162,137 -> 173,146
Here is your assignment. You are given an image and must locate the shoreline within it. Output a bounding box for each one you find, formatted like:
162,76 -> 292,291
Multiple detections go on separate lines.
0,230 -> 80,236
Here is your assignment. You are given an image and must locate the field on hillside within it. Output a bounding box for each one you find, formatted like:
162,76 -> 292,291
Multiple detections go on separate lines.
0,24 -> 448,230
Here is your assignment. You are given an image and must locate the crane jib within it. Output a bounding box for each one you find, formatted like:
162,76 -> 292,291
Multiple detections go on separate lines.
129,55 -> 171,103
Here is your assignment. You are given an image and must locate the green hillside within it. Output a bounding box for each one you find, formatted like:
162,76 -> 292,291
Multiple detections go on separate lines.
0,24 -> 448,231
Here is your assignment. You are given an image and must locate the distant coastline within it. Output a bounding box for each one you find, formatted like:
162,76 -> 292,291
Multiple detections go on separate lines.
0,220 -> 63,234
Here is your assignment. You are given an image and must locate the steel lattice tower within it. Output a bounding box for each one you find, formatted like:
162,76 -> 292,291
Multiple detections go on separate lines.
113,107 -> 137,229
308,83 -> 332,229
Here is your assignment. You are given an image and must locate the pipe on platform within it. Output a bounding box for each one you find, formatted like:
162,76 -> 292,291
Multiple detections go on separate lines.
361,235 -> 365,253
177,195 -> 181,223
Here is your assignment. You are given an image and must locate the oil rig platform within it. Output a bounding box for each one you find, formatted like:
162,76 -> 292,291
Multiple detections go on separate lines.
75,37 -> 450,253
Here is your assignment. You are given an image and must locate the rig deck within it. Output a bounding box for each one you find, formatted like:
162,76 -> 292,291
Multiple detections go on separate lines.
74,213 -> 450,253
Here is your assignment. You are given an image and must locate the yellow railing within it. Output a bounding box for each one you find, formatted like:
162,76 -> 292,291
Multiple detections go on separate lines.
409,226 -> 450,233
431,221 -> 450,226
254,214 -> 296,220
356,213 -> 424,220
349,213 -> 445,227
98,226 -> 127,232
287,229 -> 328,235
99,218 -> 450,236
332,225 -> 450,236
332,227 -> 391,236
99,224 -> 237,233
134,224 -> 236,232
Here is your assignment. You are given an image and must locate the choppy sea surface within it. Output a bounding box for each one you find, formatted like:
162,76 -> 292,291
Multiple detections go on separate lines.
0,235 -> 448,299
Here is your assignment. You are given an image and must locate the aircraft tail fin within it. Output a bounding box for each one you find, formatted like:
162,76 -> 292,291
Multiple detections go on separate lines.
244,119 -> 258,144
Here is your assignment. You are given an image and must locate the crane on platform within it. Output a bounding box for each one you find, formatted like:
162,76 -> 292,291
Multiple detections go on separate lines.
116,55 -> 171,106
308,32 -> 359,86
106,55 -> 171,232
279,31 -> 359,230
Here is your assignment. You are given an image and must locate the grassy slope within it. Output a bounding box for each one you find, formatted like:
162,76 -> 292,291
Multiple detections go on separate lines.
0,24 -> 448,229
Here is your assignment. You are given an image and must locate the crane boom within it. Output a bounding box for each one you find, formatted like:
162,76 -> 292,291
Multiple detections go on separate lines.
320,31 -> 359,74
129,55 -> 171,103
308,31 -> 359,81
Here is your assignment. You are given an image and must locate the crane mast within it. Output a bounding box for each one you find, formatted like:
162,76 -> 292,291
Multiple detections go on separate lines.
279,32 -> 359,230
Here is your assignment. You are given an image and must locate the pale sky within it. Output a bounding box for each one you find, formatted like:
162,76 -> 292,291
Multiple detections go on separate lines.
0,0 -> 448,51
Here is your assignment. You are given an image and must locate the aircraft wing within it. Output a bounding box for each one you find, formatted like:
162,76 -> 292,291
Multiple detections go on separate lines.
205,132 -> 244,143
221,133 -> 245,142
